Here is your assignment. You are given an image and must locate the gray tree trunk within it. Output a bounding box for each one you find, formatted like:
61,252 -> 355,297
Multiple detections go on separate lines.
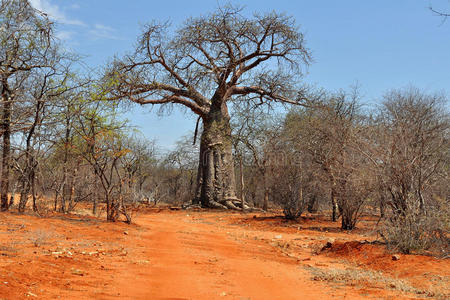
194,102 -> 238,209
239,155 -> 245,211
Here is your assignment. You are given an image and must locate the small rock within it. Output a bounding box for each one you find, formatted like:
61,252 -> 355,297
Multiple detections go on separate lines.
321,242 -> 333,251
392,254 -> 401,261
26,291 -> 38,297
135,260 -> 150,264
301,257 -> 311,261
71,268 -> 85,276
315,262 -> 328,267
220,291 -> 227,296
123,231 -> 128,235
52,251 -> 63,257
274,234 -> 282,239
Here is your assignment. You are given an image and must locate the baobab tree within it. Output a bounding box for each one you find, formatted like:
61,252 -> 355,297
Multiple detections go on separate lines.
106,6 -> 312,209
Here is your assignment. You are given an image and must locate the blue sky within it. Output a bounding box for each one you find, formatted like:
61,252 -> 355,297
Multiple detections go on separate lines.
29,0 -> 450,149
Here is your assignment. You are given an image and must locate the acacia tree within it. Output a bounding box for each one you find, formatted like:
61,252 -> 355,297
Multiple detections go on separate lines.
106,6 -> 311,209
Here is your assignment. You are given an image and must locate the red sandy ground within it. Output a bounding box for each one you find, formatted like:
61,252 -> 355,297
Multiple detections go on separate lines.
0,208 -> 448,299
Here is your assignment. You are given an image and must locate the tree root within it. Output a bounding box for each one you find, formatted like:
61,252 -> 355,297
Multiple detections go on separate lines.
182,198 -> 254,211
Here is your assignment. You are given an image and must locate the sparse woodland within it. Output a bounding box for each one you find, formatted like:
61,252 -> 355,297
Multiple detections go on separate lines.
0,0 -> 448,258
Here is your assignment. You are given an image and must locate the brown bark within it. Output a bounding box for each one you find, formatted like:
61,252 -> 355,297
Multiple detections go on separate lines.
31,164 -> 38,212
1,85 -> 11,211
92,187 -> 97,215
53,189 -> 58,211
18,185 -> 29,212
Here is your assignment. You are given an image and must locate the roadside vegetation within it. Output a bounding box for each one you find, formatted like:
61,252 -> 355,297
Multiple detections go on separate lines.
0,0 -> 448,261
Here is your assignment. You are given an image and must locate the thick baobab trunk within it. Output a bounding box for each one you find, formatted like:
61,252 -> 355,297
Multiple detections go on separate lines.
194,102 -> 240,209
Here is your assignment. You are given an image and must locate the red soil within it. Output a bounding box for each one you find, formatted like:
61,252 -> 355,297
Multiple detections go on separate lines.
0,209 -> 448,299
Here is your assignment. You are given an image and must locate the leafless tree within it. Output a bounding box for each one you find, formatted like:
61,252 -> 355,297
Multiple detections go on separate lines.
158,136 -> 199,206
367,87 -> 450,253
373,88 -> 449,214
105,5 -> 311,209
119,135 -> 157,204
0,0 -> 56,210
296,91 -> 360,222
429,1 -> 450,20
282,88 -> 374,229
232,104 -> 282,210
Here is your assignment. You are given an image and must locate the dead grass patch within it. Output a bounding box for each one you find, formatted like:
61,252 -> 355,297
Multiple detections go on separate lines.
305,265 -> 447,299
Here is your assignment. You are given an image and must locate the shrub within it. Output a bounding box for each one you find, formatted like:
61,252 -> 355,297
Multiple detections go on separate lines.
282,192 -> 307,220
379,199 -> 449,256
337,171 -> 374,230
270,164 -> 307,220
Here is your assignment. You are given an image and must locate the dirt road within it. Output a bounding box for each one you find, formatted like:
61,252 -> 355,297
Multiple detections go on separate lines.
110,213 -> 346,300
0,209 -> 447,299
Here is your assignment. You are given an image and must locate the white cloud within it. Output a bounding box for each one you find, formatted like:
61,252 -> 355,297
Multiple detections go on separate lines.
94,24 -> 114,31
29,1 -> 121,41
55,30 -> 74,40
70,3 -> 81,10
29,0 -> 85,26
88,23 -> 121,40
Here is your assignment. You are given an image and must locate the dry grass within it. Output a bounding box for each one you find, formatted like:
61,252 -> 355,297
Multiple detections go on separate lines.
27,229 -> 56,247
304,265 -> 447,299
